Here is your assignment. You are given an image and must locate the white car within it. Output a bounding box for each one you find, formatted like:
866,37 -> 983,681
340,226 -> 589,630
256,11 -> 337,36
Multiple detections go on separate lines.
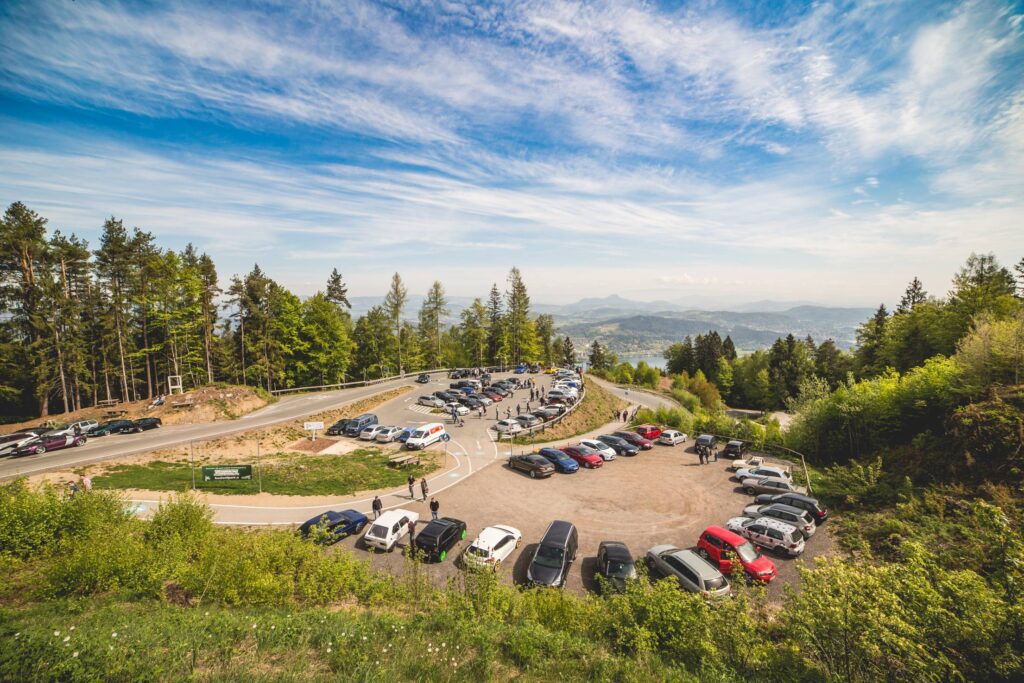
359,424 -> 388,441
418,395 -> 444,408
742,503 -> 817,538
0,431 -> 44,457
726,455 -> 765,472
579,438 -> 616,460
363,509 -> 419,552
462,524 -> 522,569
735,465 -> 792,481
444,402 -> 470,416
553,384 -> 579,396
657,430 -> 687,446
375,426 -> 403,443
541,403 -> 567,416
494,419 -> 523,434
726,516 -> 805,557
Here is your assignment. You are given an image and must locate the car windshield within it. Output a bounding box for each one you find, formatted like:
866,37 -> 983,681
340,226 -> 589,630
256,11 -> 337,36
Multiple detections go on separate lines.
606,561 -> 635,578
367,524 -> 388,539
533,544 -> 564,568
411,430 -> 426,439
704,575 -> 728,590
467,545 -> 489,558
736,541 -> 760,563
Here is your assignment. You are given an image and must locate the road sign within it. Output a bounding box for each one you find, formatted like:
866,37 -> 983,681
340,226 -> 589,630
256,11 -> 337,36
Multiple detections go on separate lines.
202,465 -> 253,481
304,421 -> 324,431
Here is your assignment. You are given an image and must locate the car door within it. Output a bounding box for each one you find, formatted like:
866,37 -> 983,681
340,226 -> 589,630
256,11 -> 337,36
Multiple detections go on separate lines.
493,534 -> 514,562
745,523 -> 768,545
676,562 -> 701,592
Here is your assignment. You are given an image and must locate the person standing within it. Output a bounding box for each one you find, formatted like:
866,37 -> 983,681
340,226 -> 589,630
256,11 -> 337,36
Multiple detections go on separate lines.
712,447 -> 718,463
516,404 -> 521,416
495,408 -> 500,421
420,477 -> 429,501
408,474 -> 415,499
372,495 -> 383,519
80,474 -> 92,493
429,497 -> 439,520
407,519 -> 416,543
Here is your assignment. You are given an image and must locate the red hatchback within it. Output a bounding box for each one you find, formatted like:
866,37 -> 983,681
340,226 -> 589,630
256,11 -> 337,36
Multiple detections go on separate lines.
635,424 -> 662,440
561,446 -> 604,469
697,526 -> 777,583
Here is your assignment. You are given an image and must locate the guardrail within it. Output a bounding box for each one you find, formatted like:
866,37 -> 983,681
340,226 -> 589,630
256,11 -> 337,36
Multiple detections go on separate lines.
269,368 -> 454,396
497,377 -> 587,442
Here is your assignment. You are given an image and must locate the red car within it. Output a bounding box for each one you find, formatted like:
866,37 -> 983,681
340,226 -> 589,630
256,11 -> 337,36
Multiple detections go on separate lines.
634,424 -> 662,440
613,431 -> 653,450
561,445 -> 604,469
483,390 -> 503,402
697,526 -> 776,583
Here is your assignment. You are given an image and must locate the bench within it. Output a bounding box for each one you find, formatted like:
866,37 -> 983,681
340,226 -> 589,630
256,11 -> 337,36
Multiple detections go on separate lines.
388,453 -> 421,468
171,398 -> 194,409
104,409 -> 128,418
97,398 -> 121,408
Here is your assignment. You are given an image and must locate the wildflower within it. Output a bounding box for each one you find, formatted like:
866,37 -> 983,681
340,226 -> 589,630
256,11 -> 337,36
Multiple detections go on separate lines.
362,636 -> 367,641
271,625 -> 275,630
70,626 -> 75,631
111,632 -> 118,638
73,652 -> 79,658
14,633 -> 19,639
63,636 -> 70,643
252,624 -> 257,629
326,648 -> 332,654
54,631 -> 60,637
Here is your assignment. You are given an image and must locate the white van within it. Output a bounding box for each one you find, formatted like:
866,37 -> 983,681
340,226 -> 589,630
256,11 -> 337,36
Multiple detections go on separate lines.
404,422 -> 447,450
363,509 -> 419,552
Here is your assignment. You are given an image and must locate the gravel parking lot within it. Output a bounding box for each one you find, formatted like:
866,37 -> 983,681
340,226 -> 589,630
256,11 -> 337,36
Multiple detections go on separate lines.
331,438 -> 833,599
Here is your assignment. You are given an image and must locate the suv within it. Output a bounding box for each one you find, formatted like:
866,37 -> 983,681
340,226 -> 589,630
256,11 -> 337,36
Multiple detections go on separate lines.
726,517 -> 805,557
697,526 -> 777,582
526,520 -> 578,588
695,434 -> 717,450
741,476 -> 806,496
344,413 -> 378,437
416,373 -> 430,383
754,492 -> 829,524
412,517 -> 467,562
508,454 -> 555,478
742,503 -> 817,538
723,440 -> 747,458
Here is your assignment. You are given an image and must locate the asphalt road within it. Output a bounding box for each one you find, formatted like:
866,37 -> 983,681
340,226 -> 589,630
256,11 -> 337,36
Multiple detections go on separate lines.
0,376 -> 421,481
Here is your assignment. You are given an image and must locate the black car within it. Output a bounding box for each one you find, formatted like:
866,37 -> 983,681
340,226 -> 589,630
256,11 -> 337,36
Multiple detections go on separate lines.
412,517 -> 467,562
131,417 -> 162,432
416,373 -> 430,384
461,397 -> 483,410
754,492 -> 829,523
326,419 -> 353,436
596,541 -> 637,593
723,440 -> 747,458
597,434 -> 639,456
89,419 -> 136,437
526,520 -> 578,588
613,431 -> 653,450
299,509 -> 369,544
486,386 -> 511,397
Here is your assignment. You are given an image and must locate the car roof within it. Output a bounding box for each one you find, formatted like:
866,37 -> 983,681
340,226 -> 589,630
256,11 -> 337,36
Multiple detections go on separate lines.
420,518 -> 461,536
774,492 -> 820,505
600,541 -> 633,563
476,525 -> 516,546
542,520 -> 575,545
763,503 -> 809,517
704,525 -> 746,546
727,440 -> 743,446
539,448 -> 567,457
672,548 -> 722,579
750,516 -> 799,534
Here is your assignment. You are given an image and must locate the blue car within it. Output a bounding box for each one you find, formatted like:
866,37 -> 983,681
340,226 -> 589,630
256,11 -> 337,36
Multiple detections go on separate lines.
515,364 -> 527,374
299,509 -> 369,544
397,426 -> 416,443
538,447 -> 579,474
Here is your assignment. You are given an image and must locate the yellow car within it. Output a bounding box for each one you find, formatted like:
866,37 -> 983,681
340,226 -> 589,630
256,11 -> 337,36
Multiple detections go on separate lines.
544,367 -> 558,374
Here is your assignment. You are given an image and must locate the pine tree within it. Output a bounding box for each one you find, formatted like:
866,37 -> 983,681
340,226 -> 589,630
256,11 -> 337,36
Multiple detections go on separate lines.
417,280 -> 448,369
485,283 -> 504,365
504,267 -> 534,365
459,298 -> 488,367
854,304 -> 889,378
1015,257 -> 1024,297
898,277 -> 928,312
560,335 -> 576,367
384,272 -> 408,374
722,335 -> 737,361
326,268 -> 351,309
535,314 -> 555,366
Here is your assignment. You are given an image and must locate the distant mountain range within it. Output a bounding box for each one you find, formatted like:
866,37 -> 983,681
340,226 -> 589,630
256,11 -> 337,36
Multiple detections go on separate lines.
344,294 -> 872,354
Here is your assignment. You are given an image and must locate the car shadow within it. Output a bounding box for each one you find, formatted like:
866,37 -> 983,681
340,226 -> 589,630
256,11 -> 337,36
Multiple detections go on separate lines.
513,543 -> 537,585
579,556 -> 600,593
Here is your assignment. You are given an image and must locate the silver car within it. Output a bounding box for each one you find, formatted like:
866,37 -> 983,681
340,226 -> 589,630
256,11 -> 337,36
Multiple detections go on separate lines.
741,476 -> 806,496
742,503 -> 816,538
645,545 -> 732,598
734,465 -> 792,481
418,395 -> 444,408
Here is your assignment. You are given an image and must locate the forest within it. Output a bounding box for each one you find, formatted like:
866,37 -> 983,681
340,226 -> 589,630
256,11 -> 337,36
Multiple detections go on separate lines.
0,202 -> 575,421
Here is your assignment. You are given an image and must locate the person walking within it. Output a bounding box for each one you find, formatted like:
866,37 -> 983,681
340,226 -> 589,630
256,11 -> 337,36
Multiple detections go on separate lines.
408,475 -> 416,499
372,495 -> 383,519
479,406 -> 485,419
506,407 -> 511,419
429,497 -> 439,520
420,477 -> 429,501
495,408 -> 500,421
408,519 -> 416,543
516,404 -> 521,416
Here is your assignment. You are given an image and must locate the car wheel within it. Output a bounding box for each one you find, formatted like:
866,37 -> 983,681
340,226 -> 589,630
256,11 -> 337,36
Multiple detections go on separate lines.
75,438 -> 86,446
440,550 -> 447,562
745,486 -> 757,495
529,470 -> 537,479
135,427 -> 143,433
36,445 -> 46,454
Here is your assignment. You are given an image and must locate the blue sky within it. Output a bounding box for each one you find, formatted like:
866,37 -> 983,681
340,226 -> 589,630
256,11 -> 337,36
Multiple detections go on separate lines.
0,0 -> 1022,306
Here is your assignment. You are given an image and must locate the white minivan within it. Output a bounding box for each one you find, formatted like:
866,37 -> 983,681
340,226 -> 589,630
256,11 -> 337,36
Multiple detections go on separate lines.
404,422 -> 447,450
363,509 -> 419,552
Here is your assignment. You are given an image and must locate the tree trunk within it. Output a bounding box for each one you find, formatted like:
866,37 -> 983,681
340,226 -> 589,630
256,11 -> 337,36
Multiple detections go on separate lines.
54,325 -> 69,414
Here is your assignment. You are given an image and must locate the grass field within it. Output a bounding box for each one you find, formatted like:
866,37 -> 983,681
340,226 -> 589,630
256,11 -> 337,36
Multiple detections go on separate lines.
91,448 -> 441,496
511,377 -> 627,445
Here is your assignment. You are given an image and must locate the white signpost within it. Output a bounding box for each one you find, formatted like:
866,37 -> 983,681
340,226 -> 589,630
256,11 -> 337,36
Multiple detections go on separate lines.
304,421 -> 325,441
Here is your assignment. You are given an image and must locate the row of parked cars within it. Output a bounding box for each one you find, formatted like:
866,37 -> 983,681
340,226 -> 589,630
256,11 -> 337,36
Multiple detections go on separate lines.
325,412 -> 449,451
505,425 -> 688,477
0,417 -> 163,457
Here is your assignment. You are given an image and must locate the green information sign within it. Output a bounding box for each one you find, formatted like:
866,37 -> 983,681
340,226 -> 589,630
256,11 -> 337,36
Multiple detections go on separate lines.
202,464 -> 253,482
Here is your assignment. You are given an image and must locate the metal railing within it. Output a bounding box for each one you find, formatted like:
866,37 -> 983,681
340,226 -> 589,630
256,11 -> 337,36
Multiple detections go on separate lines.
269,368 -> 454,396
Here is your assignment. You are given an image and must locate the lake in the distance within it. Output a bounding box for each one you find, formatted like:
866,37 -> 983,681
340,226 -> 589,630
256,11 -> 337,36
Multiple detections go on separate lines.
615,353 -> 666,369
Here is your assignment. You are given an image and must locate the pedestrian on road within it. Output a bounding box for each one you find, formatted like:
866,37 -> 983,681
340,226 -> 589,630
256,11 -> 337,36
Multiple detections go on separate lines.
429,497 -> 439,520
420,477 -> 429,501
506,407 -> 511,418
372,495 -> 383,519
516,404 -> 521,416
479,406 -> 485,419
408,475 -> 415,499
408,519 -> 416,543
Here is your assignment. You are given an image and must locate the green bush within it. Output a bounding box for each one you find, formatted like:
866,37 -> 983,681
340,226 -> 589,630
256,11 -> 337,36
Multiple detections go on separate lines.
49,523 -> 161,597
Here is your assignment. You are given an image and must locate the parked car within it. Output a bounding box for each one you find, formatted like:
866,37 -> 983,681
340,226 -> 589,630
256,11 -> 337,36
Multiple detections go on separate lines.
508,454 -> 555,478
0,431 -> 46,456
526,520 -> 578,588
494,419 -> 523,435
742,503 -> 817,538
461,397 -> 483,410
362,509 -> 419,552
753,492 -> 829,523
416,373 -> 431,383
344,413 -> 378,437
541,403 -> 567,416
571,441 -> 612,463
299,509 -> 368,544
487,386 -> 511,397
597,434 -> 639,456
561,445 -> 604,469
128,417 -> 161,432
726,455 -> 765,472
418,395 -> 445,408
613,431 -> 653,450
514,364 -> 527,374
48,419 -> 98,436
88,419 -> 136,437
544,367 -> 558,374
723,440 -> 748,458
375,426 -> 403,443
697,526 -> 777,582
695,434 -> 718,450
734,465 -> 792,481
634,425 -> 662,440
596,541 -> 637,593
646,545 -> 732,598
396,426 -> 417,443
482,390 -> 503,402
413,517 -> 468,562
657,430 -> 687,446
726,517 -> 805,557
538,447 -> 579,474
405,423 -> 447,450
359,424 -> 388,441
470,393 -> 493,406
444,402 -> 470,417
463,524 -> 522,570
515,414 -> 543,429
532,407 -> 559,421
528,364 -> 541,373
740,476 -> 806,496
11,432 -> 87,456
326,419 -> 351,436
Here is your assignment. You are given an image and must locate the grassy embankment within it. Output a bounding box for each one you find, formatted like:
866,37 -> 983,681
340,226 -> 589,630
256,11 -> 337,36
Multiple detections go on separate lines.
510,377 -> 627,445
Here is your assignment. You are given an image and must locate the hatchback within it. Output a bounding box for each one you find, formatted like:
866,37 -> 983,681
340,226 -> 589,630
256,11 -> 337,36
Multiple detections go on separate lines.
726,517 -> 805,557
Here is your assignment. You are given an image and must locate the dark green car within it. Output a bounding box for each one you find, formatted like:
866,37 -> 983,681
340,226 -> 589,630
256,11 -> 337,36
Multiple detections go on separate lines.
89,419 -> 135,436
